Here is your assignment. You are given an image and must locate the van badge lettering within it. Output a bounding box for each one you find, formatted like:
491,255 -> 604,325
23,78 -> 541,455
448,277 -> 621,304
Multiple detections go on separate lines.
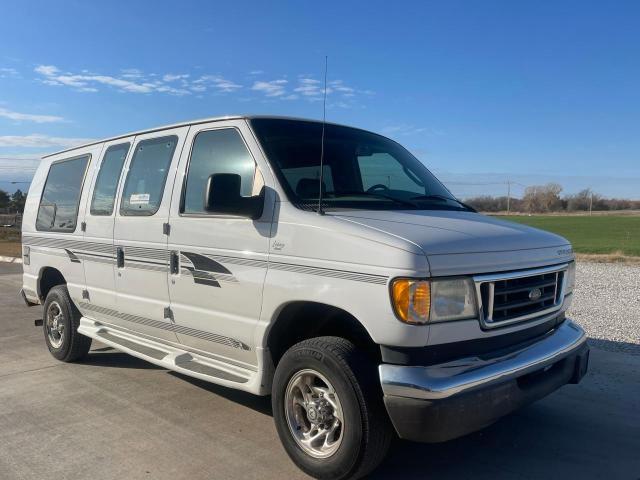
272,241 -> 285,251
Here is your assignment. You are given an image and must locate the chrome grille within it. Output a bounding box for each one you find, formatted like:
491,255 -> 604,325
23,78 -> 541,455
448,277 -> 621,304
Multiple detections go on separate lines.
474,264 -> 568,329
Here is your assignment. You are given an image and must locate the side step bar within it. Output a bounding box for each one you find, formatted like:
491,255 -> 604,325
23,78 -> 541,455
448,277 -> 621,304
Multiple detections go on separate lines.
78,318 -> 256,390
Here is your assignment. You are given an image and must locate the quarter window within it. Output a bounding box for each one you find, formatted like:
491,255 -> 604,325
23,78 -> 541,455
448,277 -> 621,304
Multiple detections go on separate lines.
182,129 -> 256,214
36,155 -> 90,232
90,143 -> 129,216
120,136 -> 177,216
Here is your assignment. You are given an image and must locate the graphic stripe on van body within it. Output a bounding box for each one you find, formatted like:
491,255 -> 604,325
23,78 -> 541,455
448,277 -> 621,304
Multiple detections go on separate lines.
78,302 -> 250,351
23,235 -> 388,285
267,261 -> 388,285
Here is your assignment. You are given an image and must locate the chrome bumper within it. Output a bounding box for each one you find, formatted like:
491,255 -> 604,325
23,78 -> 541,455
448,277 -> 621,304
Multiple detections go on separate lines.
379,320 -> 587,401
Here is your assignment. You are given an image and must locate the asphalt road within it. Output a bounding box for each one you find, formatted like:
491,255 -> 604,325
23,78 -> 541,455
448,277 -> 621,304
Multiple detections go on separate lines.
1,262 -> 638,480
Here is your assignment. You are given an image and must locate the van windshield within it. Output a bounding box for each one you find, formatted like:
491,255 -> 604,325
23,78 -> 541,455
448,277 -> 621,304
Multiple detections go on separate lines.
250,118 -> 469,212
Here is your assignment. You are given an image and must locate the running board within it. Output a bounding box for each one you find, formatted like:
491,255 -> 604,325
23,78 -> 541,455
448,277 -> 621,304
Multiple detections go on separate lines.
78,318 -> 256,389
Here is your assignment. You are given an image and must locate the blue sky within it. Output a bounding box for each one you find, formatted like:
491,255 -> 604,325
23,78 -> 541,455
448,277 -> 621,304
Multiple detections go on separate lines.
1,0 -> 639,198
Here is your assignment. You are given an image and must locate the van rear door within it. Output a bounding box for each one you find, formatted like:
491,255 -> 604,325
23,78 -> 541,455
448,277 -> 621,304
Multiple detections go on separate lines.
112,128 -> 188,342
22,145 -> 100,306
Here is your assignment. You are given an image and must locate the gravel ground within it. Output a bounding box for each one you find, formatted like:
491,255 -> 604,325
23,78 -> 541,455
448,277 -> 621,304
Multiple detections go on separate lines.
570,262 -> 640,354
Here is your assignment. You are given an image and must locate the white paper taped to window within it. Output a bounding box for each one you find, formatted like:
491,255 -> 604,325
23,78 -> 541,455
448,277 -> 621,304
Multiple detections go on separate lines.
130,193 -> 150,205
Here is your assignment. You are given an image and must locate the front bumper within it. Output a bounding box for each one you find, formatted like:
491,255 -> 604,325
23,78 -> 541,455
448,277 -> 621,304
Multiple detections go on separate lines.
379,320 -> 589,442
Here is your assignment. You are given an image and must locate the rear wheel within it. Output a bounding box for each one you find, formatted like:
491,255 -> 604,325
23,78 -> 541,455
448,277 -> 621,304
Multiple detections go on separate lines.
272,336 -> 392,480
43,285 -> 92,362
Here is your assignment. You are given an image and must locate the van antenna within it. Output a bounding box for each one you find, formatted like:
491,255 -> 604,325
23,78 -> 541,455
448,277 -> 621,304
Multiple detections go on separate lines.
317,55 -> 328,215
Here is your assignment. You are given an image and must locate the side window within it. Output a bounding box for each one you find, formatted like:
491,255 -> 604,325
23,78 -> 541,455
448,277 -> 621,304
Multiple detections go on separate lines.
120,136 -> 177,216
36,155 -> 90,232
357,153 -> 424,194
90,143 -> 129,216
182,129 -> 256,214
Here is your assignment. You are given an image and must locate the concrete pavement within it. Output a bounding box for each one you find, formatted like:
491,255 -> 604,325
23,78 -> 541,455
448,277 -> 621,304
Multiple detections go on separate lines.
0,263 -> 638,479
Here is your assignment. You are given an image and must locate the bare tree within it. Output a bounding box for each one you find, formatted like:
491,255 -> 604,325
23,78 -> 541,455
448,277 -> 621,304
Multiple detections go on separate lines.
522,183 -> 563,212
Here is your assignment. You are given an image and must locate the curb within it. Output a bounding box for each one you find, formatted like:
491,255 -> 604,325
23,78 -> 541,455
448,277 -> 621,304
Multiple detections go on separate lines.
0,256 -> 22,264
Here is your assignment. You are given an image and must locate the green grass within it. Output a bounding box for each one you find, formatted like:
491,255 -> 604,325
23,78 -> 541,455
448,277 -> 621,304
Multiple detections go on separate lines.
495,215 -> 640,257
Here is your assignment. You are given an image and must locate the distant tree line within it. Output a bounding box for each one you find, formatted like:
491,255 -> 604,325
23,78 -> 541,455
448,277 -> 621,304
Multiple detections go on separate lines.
465,183 -> 640,213
0,189 -> 26,213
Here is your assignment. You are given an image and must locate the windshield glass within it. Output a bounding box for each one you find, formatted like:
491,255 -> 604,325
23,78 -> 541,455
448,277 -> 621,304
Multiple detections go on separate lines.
251,118 -> 467,212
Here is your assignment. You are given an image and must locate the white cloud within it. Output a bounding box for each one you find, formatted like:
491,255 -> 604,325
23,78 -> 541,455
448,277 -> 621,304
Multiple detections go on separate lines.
121,68 -> 144,79
30,64 -> 372,107
252,79 -> 288,97
34,65 -> 59,76
295,77 -> 325,97
192,75 -> 242,93
36,65 -> 189,96
35,64 -> 242,97
291,78 -> 367,106
0,153 -> 42,174
0,107 -> 64,123
163,73 -> 189,82
0,134 -> 94,148
0,67 -> 19,78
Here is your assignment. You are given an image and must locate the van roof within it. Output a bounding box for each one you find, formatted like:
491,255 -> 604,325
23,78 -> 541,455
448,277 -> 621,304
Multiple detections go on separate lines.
42,115 -> 349,159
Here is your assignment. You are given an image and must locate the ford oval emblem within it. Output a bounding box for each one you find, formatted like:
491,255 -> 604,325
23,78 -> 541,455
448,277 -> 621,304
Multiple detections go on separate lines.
529,288 -> 542,301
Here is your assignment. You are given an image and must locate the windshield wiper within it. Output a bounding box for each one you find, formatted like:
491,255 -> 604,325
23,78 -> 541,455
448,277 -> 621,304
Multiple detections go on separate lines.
328,191 -> 419,208
410,194 -> 476,212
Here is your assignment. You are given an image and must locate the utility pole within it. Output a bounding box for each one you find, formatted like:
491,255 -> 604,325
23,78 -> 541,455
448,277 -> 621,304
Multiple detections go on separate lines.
506,180 -> 511,215
589,190 -> 593,216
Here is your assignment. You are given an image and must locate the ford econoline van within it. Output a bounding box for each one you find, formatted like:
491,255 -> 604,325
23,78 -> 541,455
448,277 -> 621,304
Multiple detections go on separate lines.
21,116 -> 589,479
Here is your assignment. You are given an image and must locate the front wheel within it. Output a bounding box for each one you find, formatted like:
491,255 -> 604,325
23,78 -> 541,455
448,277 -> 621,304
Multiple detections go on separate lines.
272,337 -> 392,480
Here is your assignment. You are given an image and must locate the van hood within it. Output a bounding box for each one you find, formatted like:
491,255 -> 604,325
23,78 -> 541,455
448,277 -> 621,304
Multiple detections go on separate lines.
332,210 -> 574,276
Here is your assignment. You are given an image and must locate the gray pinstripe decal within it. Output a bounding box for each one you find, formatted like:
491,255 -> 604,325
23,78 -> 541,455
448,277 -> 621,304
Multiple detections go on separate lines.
78,302 -> 250,351
22,235 -> 388,285
268,261 -> 388,285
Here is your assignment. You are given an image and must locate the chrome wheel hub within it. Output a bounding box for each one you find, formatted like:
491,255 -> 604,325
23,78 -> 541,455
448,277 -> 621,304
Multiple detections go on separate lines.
46,301 -> 65,349
285,369 -> 344,458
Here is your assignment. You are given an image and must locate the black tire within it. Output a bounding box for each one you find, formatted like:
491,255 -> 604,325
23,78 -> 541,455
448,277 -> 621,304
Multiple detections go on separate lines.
272,336 -> 393,480
42,285 -> 92,362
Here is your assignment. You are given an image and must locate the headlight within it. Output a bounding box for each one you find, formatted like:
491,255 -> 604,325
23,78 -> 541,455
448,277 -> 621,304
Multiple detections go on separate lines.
390,277 -> 477,325
430,278 -> 477,322
565,261 -> 576,295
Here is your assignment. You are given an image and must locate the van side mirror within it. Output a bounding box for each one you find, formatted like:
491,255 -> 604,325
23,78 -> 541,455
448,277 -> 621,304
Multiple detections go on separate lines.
204,173 -> 264,219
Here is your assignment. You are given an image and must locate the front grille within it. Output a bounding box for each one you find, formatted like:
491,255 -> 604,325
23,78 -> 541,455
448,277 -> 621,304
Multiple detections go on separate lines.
475,265 -> 567,328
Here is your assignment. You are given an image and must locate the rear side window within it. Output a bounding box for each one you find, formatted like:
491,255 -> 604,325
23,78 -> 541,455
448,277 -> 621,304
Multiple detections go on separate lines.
90,143 -> 129,216
36,155 -> 90,232
182,129 -> 255,214
120,136 -> 177,216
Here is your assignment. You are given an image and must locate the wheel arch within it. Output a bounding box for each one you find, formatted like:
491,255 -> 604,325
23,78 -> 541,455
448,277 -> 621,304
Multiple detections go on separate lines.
38,266 -> 67,301
265,301 -> 380,367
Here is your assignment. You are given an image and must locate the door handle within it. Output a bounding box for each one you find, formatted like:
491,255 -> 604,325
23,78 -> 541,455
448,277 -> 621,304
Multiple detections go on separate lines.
116,247 -> 125,268
170,251 -> 179,275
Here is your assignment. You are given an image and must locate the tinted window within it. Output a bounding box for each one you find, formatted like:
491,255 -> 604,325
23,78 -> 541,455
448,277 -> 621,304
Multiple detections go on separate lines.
182,129 -> 255,214
251,119 -> 468,212
120,136 -> 177,216
36,155 -> 90,231
90,143 -> 129,215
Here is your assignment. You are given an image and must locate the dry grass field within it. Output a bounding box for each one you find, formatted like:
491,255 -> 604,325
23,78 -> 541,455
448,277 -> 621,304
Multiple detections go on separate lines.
0,227 -> 21,257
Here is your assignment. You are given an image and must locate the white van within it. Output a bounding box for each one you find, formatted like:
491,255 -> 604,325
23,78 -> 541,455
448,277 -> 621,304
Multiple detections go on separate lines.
21,116 -> 589,479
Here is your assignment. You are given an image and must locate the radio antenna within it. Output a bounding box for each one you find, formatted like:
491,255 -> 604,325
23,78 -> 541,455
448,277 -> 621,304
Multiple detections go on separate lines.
317,55 -> 328,215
